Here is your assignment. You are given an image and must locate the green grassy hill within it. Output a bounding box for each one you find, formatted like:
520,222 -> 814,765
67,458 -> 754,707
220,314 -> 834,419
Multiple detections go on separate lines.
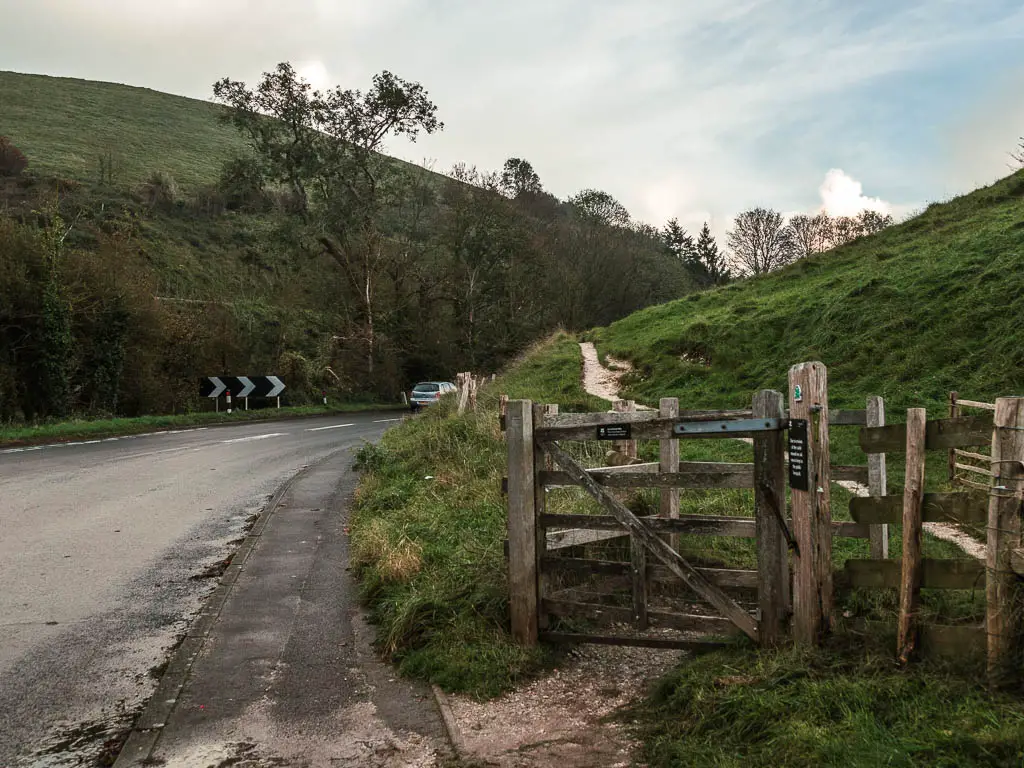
2,71 -> 248,188
1,70 -> 438,189
590,169 -> 1024,413
1,70 -> 692,420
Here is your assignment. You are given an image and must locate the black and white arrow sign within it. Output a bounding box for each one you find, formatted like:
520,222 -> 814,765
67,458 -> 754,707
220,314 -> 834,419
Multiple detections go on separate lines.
262,376 -> 285,397
200,376 -> 287,398
199,377 -> 227,398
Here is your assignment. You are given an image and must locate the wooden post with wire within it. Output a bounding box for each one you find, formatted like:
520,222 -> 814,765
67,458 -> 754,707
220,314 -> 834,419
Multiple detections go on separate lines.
986,397 -> 1024,689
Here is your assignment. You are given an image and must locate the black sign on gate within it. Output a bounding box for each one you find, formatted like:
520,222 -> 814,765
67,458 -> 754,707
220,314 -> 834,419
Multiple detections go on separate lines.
788,418 -> 810,491
597,424 -> 632,441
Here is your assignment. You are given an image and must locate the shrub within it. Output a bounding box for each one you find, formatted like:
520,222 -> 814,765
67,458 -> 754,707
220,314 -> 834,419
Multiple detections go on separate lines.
0,137 -> 28,177
138,171 -> 178,208
217,157 -> 268,211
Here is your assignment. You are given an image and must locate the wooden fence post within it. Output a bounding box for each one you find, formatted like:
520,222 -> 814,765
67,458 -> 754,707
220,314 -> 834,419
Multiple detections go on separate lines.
898,408 -> 927,664
533,404 -> 553,631
660,397 -> 680,551
753,389 -> 789,647
613,399 -> 638,459
507,399 -> 538,645
788,362 -> 832,645
948,391 -> 959,483
867,396 -> 889,559
987,397 -> 1024,689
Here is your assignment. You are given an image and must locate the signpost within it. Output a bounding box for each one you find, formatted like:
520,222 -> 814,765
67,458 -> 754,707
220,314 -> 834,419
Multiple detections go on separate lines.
199,376 -> 286,410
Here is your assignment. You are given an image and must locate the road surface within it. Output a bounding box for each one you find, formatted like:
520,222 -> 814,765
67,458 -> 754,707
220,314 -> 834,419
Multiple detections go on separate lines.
0,412 -> 399,767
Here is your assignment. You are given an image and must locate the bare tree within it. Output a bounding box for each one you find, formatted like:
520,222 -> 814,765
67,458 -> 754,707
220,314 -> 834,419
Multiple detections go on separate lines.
727,207 -> 796,276
828,215 -> 860,248
856,209 -> 894,236
1012,137 -> 1024,167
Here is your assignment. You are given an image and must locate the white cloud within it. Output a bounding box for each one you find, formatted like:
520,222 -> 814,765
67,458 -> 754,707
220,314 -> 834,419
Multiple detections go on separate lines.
2,0 -> 1022,235
818,169 -> 892,217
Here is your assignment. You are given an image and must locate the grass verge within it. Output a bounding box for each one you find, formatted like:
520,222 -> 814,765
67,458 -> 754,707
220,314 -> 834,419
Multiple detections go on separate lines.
627,640 -> 1024,767
350,332 -> 604,698
0,401 -> 401,447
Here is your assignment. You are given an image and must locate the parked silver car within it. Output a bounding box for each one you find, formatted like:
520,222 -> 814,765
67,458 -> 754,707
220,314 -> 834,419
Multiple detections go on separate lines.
409,381 -> 456,412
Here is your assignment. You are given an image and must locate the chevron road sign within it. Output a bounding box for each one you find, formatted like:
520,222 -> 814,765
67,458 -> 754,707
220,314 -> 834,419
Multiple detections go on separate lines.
199,376 -> 286,398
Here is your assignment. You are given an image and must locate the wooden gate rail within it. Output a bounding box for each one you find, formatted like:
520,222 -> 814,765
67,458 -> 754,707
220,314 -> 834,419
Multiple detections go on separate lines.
542,439 -> 761,642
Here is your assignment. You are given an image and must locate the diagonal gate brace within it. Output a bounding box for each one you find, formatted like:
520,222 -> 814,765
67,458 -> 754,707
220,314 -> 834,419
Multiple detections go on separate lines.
543,440 -> 759,642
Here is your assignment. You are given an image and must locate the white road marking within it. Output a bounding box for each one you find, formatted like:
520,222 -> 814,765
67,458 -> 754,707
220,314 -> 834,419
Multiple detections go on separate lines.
373,418 -> 403,423
305,423 -> 355,432
1,426 -> 215,457
220,433 -> 287,444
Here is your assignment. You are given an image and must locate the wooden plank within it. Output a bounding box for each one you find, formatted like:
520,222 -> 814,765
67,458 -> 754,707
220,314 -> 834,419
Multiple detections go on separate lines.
844,558 -> 985,590
859,414 -> 995,454
542,513 -> 757,537
592,461 -> 660,475
835,521 -> 871,539
867,395 -> 889,559
829,409 -> 868,426
538,410 -> 758,442
789,361 -> 832,646
546,528 -> 628,550
959,477 -> 992,492
543,513 -> 870,540
832,465 -> 870,484
958,399 -> 997,411
987,397 -> 1024,690
542,598 -> 742,636
543,441 -> 759,641
948,391 -> 959,482
507,400 -> 538,645
850,493 -> 987,525
660,397 -> 681,551
540,557 -> 758,589
956,462 -> 993,477
542,408 -> 750,430
753,389 -> 789,647
954,449 -> 991,462
533,404 -> 551,631
898,408 -> 927,664
539,631 -> 732,651
631,533 -> 648,630
540,470 -> 754,490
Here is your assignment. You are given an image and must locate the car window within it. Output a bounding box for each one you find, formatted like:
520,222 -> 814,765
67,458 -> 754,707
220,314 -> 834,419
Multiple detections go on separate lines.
413,383 -> 439,393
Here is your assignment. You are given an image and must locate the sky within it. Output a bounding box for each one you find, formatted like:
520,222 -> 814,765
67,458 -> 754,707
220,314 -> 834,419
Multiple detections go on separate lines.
4,0 -> 1024,238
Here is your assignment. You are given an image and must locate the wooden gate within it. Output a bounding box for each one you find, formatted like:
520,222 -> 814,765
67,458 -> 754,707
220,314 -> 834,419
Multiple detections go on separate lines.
504,360 -> 1024,687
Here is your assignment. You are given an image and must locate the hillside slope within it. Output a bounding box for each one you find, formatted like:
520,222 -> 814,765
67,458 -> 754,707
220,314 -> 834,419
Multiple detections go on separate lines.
591,169 -> 1024,412
1,70 -> 694,420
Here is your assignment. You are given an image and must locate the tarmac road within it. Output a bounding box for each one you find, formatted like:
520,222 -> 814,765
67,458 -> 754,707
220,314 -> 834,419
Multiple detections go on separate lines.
0,412 -> 401,767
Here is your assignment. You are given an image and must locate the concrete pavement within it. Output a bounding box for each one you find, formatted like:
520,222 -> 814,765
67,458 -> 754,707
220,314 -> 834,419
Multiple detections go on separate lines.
114,451 -> 450,767
0,413 -> 405,767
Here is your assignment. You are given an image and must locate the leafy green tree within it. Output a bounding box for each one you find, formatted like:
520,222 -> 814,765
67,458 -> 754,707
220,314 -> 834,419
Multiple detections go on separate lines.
695,222 -> 730,285
662,217 -> 697,263
499,158 -> 542,198
215,63 -> 442,384
568,188 -> 631,227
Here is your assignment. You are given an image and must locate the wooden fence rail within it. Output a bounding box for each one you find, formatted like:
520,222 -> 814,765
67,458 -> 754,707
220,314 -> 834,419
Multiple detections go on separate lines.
504,364 -> 1024,688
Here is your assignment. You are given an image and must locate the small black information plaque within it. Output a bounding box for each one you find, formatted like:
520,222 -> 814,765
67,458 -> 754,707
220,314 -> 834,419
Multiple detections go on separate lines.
597,424 -> 632,440
788,418 -> 810,491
